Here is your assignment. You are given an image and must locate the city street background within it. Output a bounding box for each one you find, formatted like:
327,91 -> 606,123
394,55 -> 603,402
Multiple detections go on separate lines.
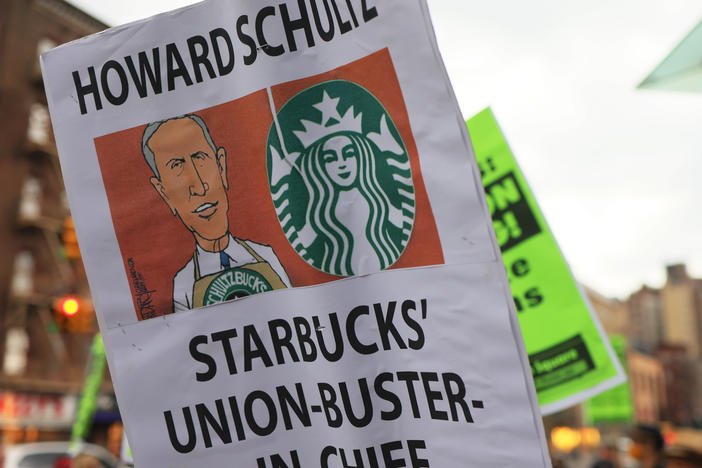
1,0 -> 702,467
63,0 -> 702,299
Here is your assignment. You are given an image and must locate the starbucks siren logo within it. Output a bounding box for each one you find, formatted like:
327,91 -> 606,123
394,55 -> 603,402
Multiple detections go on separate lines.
266,80 -> 416,276
203,268 -> 272,305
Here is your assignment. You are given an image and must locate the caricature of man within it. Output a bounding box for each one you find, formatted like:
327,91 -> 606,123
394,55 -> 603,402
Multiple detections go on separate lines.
142,114 -> 290,312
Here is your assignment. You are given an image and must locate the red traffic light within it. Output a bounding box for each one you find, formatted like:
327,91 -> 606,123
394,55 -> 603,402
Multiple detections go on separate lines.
53,296 -> 94,333
58,296 -> 80,317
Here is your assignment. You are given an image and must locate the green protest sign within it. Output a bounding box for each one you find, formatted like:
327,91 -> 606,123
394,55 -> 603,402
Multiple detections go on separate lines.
71,333 -> 107,443
467,108 -> 624,413
584,335 -> 633,424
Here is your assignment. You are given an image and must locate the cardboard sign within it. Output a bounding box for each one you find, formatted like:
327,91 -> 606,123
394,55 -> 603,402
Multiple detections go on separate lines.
467,108 -> 625,414
42,1 -> 551,466
584,336 -> 633,424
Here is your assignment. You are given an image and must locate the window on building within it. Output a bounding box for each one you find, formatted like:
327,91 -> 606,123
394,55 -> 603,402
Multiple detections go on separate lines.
26,103 -> 51,146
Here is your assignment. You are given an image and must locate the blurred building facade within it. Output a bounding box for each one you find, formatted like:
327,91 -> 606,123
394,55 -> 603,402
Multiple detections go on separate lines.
0,0 -> 118,447
628,286 -> 663,354
547,269 -> 702,440
660,264 -> 702,357
654,265 -> 702,425
656,344 -> 694,425
626,350 -> 665,424
586,288 -> 628,337
614,263 -> 702,426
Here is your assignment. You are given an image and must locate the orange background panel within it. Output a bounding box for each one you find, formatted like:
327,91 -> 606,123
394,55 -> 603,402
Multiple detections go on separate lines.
94,48 -> 443,320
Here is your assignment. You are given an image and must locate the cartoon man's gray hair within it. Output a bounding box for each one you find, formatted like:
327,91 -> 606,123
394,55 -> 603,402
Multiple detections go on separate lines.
141,114 -> 217,179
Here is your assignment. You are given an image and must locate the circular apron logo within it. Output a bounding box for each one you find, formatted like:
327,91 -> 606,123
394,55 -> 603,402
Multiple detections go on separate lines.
203,268 -> 272,305
266,80 -> 416,277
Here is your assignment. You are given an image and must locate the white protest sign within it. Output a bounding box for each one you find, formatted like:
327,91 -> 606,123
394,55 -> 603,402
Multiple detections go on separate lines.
41,0 -> 551,466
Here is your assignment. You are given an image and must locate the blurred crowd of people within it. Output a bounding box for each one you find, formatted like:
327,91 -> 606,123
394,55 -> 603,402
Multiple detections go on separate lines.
553,425 -> 702,468
55,453 -> 102,468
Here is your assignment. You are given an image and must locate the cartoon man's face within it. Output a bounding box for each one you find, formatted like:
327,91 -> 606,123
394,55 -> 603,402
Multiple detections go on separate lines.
148,118 -> 229,244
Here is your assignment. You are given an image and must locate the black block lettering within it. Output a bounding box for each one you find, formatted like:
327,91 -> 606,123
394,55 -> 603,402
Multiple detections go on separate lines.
209,28 -> 235,75
196,399 -> 232,448
407,440 -> 429,468
397,372 -> 421,418
164,407 -> 197,453
330,0 -> 352,34
72,67 -> 102,115
318,382 -> 342,428
402,299 -> 425,350
245,390 -> 278,436
343,0 -> 359,27
339,378 -> 373,427
244,324 -> 274,371
256,7 -> 285,56
347,305 -> 378,354
367,446 -> 381,468
236,15 -> 258,65
309,0 -> 335,41
340,448 -> 364,468
374,301 -> 407,350
166,43 -> 193,91
421,372 -> 448,421
270,451 -> 301,468
211,328 -> 238,375
361,0 -> 379,22
227,396 -> 247,441
381,441 -> 406,468
100,60 -> 129,105
294,316 -> 317,361
511,258 -> 530,277
277,383 -> 311,430
442,372 -> 473,422
375,372 -> 401,421
525,287 -> 544,307
187,35 -> 217,82
321,446 -> 337,468
124,49 -> 162,98
269,319 -> 300,364
280,0 -> 315,52
314,314 -> 344,361
189,334 -> 216,382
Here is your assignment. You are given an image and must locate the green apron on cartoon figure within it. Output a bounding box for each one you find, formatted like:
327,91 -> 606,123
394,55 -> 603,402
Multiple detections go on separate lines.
191,239 -> 287,308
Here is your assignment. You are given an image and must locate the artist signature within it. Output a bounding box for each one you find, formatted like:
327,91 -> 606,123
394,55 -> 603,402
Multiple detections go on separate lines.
127,258 -> 156,319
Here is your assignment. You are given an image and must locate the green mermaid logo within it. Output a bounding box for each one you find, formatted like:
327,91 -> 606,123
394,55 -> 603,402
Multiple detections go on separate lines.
266,80 -> 416,276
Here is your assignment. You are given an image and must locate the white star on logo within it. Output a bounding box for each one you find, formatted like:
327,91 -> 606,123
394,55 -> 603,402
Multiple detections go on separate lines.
313,91 -> 342,127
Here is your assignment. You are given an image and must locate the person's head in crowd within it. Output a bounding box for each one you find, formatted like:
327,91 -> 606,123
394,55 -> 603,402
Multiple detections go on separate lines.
592,443 -> 619,468
71,453 -> 101,468
630,425 -> 665,468
666,446 -> 702,468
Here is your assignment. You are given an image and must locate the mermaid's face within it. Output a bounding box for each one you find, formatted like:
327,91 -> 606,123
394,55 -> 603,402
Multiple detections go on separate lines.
321,135 -> 358,188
